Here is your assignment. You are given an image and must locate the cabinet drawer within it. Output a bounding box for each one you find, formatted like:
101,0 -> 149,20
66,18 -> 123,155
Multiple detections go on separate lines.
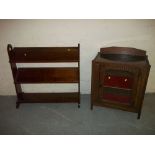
103,93 -> 131,104
104,75 -> 133,89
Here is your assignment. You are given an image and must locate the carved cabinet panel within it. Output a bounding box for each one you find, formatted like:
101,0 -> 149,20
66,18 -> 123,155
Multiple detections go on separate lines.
91,47 -> 151,119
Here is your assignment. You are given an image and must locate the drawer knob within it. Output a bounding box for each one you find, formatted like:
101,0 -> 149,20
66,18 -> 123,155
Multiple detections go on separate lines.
108,76 -> 111,79
67,48 -> 71,51
24,53 -> 27,56
124,78 -> 128,82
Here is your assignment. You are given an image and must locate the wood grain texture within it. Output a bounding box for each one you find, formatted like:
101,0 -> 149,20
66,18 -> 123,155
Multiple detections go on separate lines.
11,47 -> 79,63
15,67 -> 79,83
7,44 -> 80,108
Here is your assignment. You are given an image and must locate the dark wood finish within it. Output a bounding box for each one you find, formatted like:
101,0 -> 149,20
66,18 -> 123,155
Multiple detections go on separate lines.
15,68 -> 79,83
100,53 -> 146,62
7,44 -> 23,108
100,46 -> 146,56
7,44 -> 80,108
18,93 -> 79,103
11,47 -> 79,63
78,44 -> 80,108
104,74 -> 134,89
91,47 -> 151,119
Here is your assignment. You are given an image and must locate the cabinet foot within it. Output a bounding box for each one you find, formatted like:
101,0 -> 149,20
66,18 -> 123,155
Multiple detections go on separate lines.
137,111 -> 141,119
91,104 -> 93,110
78,104 -> 80,108
16,102 -> 20,109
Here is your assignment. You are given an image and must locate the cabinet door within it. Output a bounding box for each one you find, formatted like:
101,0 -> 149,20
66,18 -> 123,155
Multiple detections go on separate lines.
98,65 -> 140,109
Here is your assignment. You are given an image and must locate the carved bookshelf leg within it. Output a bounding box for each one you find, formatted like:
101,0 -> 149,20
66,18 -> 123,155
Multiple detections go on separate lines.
15,84 -> 22,109
78,44 -> 80,109
78,103 -> 80,108
16,101 -> 20,109
137,110 -> 141,119
7,44 -> 23,109
78,97 -> 80,108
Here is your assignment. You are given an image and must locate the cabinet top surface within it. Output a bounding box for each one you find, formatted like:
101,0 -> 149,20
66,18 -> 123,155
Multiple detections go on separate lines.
93,53 -> 150,67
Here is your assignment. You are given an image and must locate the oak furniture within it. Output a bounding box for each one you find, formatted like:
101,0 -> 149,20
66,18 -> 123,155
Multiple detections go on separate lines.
91,47 -> 151,119
7,44 -> 80,108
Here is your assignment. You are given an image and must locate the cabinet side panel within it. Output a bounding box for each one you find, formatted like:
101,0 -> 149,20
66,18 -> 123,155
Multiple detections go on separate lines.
91,61 -> 100,105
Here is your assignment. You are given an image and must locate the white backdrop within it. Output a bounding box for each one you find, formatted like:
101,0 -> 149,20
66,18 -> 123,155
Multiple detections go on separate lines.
0,19 -> 155,95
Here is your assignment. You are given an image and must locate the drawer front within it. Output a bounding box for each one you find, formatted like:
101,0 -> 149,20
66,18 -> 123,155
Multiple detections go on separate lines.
103,93 -> 131,105
102,87 -> 132,105
104,75 -> 134,89
99,66 -> 140,107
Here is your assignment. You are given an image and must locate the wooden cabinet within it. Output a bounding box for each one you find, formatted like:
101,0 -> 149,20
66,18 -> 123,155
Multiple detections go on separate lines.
91,47 -> 151,119
7,44 -> 80,108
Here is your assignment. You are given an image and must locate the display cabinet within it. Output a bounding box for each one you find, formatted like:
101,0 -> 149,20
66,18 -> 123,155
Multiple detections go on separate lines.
91,47 -> 151,119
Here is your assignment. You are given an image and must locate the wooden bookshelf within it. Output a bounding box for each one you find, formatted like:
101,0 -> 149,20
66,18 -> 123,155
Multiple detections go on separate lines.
7,44 -> 80,108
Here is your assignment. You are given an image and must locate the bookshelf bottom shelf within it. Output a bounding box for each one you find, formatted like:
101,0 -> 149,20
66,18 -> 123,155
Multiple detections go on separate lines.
17,92 -> 79,103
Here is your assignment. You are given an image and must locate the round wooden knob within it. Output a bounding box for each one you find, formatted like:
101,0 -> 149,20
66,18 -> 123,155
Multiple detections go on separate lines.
67,48 -> 71,51
108,76 -> 111,79
7,44 -> 13,52
124,78 -> 128,82
24,53 -> 27,56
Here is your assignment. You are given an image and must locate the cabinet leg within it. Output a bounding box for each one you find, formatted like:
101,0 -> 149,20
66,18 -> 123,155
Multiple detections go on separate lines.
78,104 -> 80,108
137,111 -> 141,119
16,101 -> 20,109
